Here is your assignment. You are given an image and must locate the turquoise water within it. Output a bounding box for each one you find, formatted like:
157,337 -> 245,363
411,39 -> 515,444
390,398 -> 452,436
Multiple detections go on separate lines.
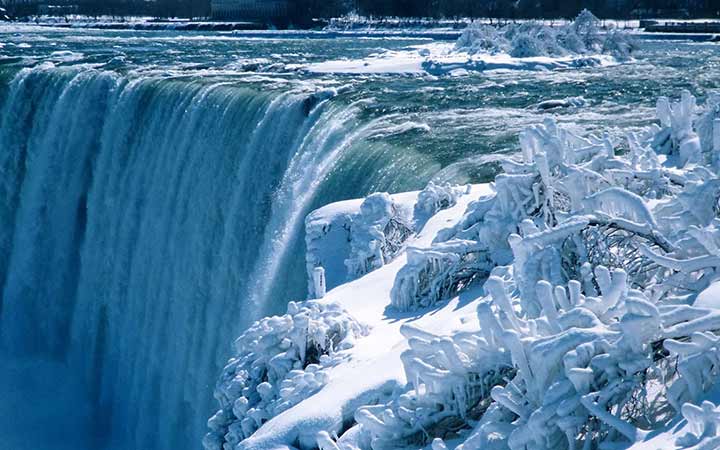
0,24 -> 718,450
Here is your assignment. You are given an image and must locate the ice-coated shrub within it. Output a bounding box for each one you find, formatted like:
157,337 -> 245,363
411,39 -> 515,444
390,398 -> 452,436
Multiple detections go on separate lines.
676,400 -> 720,448
391,118 -> 616,312
365,90 -> 720,450
391,240 -> 493,312
345,192 -> 412,279
455,10 -> 635,60
654,91 -> 703,168
414,182 -> 464,223
602,29 -> 637,60
568,9 -> 602,52
695,93 -> 720,167
355,321 -> 514,450
391,92 -> 720,313
454,22 -> 507,55
362,264 -> 720,450
665,332 -> 720,413
204,300 -> 367,450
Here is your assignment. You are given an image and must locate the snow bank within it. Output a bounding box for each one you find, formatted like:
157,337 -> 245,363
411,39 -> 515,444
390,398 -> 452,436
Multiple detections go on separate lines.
305,44 -> 616,76
209,90 -> 720,450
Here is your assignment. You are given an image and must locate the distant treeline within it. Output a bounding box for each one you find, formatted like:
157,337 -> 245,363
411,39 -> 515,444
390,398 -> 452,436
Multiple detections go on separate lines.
1,0 -> 718,21
352,0 -> 718,19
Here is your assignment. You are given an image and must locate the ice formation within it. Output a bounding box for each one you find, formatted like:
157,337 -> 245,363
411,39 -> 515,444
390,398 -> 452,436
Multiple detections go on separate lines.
305,185 -> 463,298
345,193 -> 413,280
676,400 -> 720,448
210,91 -> 720,450
455,10 -> 636,60
204,301 -> 368,450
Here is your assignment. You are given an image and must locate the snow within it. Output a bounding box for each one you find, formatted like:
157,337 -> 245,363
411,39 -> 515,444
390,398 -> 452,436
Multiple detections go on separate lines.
307,11 -> 631,76
209,90 -> 720,450
695,281 -> 720,309
305,42 -> 617,75
209,184 -> 491,450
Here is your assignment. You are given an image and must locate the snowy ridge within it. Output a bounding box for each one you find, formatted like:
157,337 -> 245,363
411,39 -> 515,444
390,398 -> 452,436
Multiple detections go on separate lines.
208,89 -> 720,450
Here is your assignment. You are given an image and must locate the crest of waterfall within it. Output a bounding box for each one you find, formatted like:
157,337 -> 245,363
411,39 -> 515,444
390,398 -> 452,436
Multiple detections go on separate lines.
0,65 -> 367,450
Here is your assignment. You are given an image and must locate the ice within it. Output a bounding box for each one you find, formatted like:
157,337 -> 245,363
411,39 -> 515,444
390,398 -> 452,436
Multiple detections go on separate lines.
307,11 -> 628,76
455,10 -> 635,60
204,300 -> 368,450
305,192 -> 417,296
210,91 -> 720,450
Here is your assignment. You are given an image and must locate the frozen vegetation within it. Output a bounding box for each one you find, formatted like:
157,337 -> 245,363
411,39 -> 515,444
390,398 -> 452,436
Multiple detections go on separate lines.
205,301 -> 369,450
207,90 -> 720,450
308,10 -> 632,75
455,10 -> 636,60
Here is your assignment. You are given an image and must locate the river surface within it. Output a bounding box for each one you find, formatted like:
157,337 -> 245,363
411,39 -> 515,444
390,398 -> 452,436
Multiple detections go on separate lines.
0,24 -> 718,450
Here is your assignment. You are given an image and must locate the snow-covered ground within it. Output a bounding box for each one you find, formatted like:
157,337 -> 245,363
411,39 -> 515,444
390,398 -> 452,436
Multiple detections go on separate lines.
206,88 -> 720,450
305,42 -> 617,75
207,184 -> 490,450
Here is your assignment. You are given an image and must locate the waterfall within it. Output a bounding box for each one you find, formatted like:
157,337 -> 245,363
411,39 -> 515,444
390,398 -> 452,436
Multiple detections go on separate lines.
0,65 -> 366,450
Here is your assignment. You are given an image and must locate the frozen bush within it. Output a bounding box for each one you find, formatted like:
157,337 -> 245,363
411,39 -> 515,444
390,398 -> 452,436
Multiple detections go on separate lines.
355,322 -> 514,450
455,22 -> 508,55
392,118 -> 615,311
391,241 -> 492,312
414,182 -> 463,223
391,92 -> 720,313
204,300 -> 367,450
345,193 -> 412,279
455,10 -> 634,60
676,400 -> 720,448
654,91 -> 702,168
694,93 -> 720,166
361,262 -> 720,450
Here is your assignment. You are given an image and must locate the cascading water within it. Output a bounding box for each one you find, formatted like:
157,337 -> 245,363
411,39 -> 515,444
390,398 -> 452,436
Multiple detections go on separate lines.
0,65 -> 383,450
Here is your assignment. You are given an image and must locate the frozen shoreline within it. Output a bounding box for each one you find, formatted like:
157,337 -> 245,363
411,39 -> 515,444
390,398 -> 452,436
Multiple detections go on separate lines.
207,90 -> 720,450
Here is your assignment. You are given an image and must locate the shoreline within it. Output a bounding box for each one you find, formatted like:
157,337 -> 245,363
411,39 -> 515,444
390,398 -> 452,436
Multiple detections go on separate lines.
3,20 -> 719,42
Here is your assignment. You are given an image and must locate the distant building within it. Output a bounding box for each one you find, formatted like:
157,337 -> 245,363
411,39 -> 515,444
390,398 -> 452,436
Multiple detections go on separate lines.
38,0 -> 79,15
211,0 -> 290,21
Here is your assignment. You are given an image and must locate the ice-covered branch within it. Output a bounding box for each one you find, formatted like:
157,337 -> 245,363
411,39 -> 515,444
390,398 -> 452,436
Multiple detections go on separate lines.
204,301 -> 367,450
